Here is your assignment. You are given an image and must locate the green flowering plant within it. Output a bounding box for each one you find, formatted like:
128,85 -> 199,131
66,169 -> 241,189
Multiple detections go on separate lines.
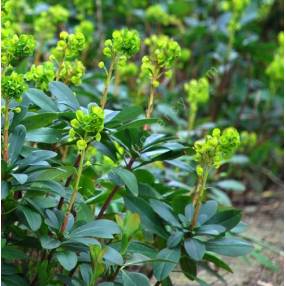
239,131 -> 257,151
2,71 -> 27,101
266,31 -> 284,92
99,29 -> 141,108
60,104 -> 104,233
2,34 -> 35,67
25,61 -> 55,90
192,128 -> 240,227
34,4 -> 69,42
75,20 -> 95,45
184,77 -> 209,130
145,4 -> 183,30
221,0 -> 250,58
141,34 -> 181,120
48,31 -> 86,84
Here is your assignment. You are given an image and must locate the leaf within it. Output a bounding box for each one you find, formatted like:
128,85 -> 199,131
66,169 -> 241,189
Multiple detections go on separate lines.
122,271 -> 150,286
180,256 -> 197,280
105,106 -> 143,128
203,252 -> 233,273
216,180 -> 246,193
184,238 -> 205,261
124,195 -> 168,238
167,231 -> 184,248
70,219 -> 121,239
117,118 -> 158,131
40,236 -> 61,249
206,238 -> 253,256
20,206 -> 42,231
22,113 -> 59,130
149,199 -> 181,227
2,246 -> 27,260
49,81 -> 80,111
56,251 -> 78,271
26,128 -> 63,143
199,200 -> 218,220
8,125 -> 26,164
153,248 -> 180,281
205,209 -> 241,231
11,173 -> 28,185
17,150 -> 57,166
103,246 -> 124,265
25,88 -> 58,112
2,181 -> 9,199
196,224 -> 225,236
113,168 -> 138,196
184,203 -> 194,221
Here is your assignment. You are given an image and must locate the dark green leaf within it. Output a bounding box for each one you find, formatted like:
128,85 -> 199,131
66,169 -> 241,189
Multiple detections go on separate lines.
11,173 -> 28,185
216,180 -> 246,193
40,236 -> 61,249
206,238 -> 253,256
113,168 -> 138,196
26,128 -> 63,143
153,248 -> 180,281
203,252 -> 233,273
196,224 -> 225,236
124,195 -> 168,238
184,238 -> 205,261
206,209 -> 241,231
22,113 -> 59,130
56,251 -> 77,271
49,81 -> 80,111
20,205 -> 42,231
167,231 -> 184,248
25,88 -> 58,112
8,125 -> 26,164
184,204 -> 194,221
150,199 -> 181,227
122,271 -> 150,286
103,246 -> 124,265
70,219 -> 121,239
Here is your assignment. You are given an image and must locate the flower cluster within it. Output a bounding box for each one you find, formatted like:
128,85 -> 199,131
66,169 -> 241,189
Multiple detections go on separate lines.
194,127 -> 240,173
34,5 -> 69,41
2,72 -> 28,101
75,20 -> 95,45
184,77 -> 209,106
73,0 -> 94,19
25,62 -> 55,91
240,131 -> 257,149
141,35 -> 181,84
103,29 -> 141,64
58,60 -> 85,85
117,62 -> 138,80
266,31 -> 284,85
221,0 -> 250,14
69,105 -> 104,150
51,31 -> 86,61
146,4 -> 181,27
2,34 -> 35,67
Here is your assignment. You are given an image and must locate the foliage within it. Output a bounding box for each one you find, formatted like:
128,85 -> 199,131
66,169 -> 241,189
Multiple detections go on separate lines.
1,0 -> 283,285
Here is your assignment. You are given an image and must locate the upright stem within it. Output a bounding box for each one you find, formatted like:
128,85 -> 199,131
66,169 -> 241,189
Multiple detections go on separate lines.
96,157 -> 135,219
100,60 -> 115,109
188,104 -> 197,131
3,98 -> 10,162
144,84 -> 155,131
60,149 -> 85,233
191,169 -> 208,228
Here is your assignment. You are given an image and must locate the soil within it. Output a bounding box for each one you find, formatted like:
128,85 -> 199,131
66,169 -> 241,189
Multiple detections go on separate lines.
170,188 -> 284,286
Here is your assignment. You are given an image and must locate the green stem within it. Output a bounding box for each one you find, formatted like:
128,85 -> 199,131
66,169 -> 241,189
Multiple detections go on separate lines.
144,83 -> 156,131
188,104 -> 197,131
191,169 -> 208,228
60,148 -> 86,233
100,59 -> 115,109
3,98 -> 10,162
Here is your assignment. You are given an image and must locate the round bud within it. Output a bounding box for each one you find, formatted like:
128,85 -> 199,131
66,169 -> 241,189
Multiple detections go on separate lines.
60,31 -> 69,40
77,139 -> 87,150
98,61 -> 105,69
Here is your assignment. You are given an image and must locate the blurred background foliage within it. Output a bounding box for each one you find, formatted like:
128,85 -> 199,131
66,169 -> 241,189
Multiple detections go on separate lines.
4,0 -> 282,195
